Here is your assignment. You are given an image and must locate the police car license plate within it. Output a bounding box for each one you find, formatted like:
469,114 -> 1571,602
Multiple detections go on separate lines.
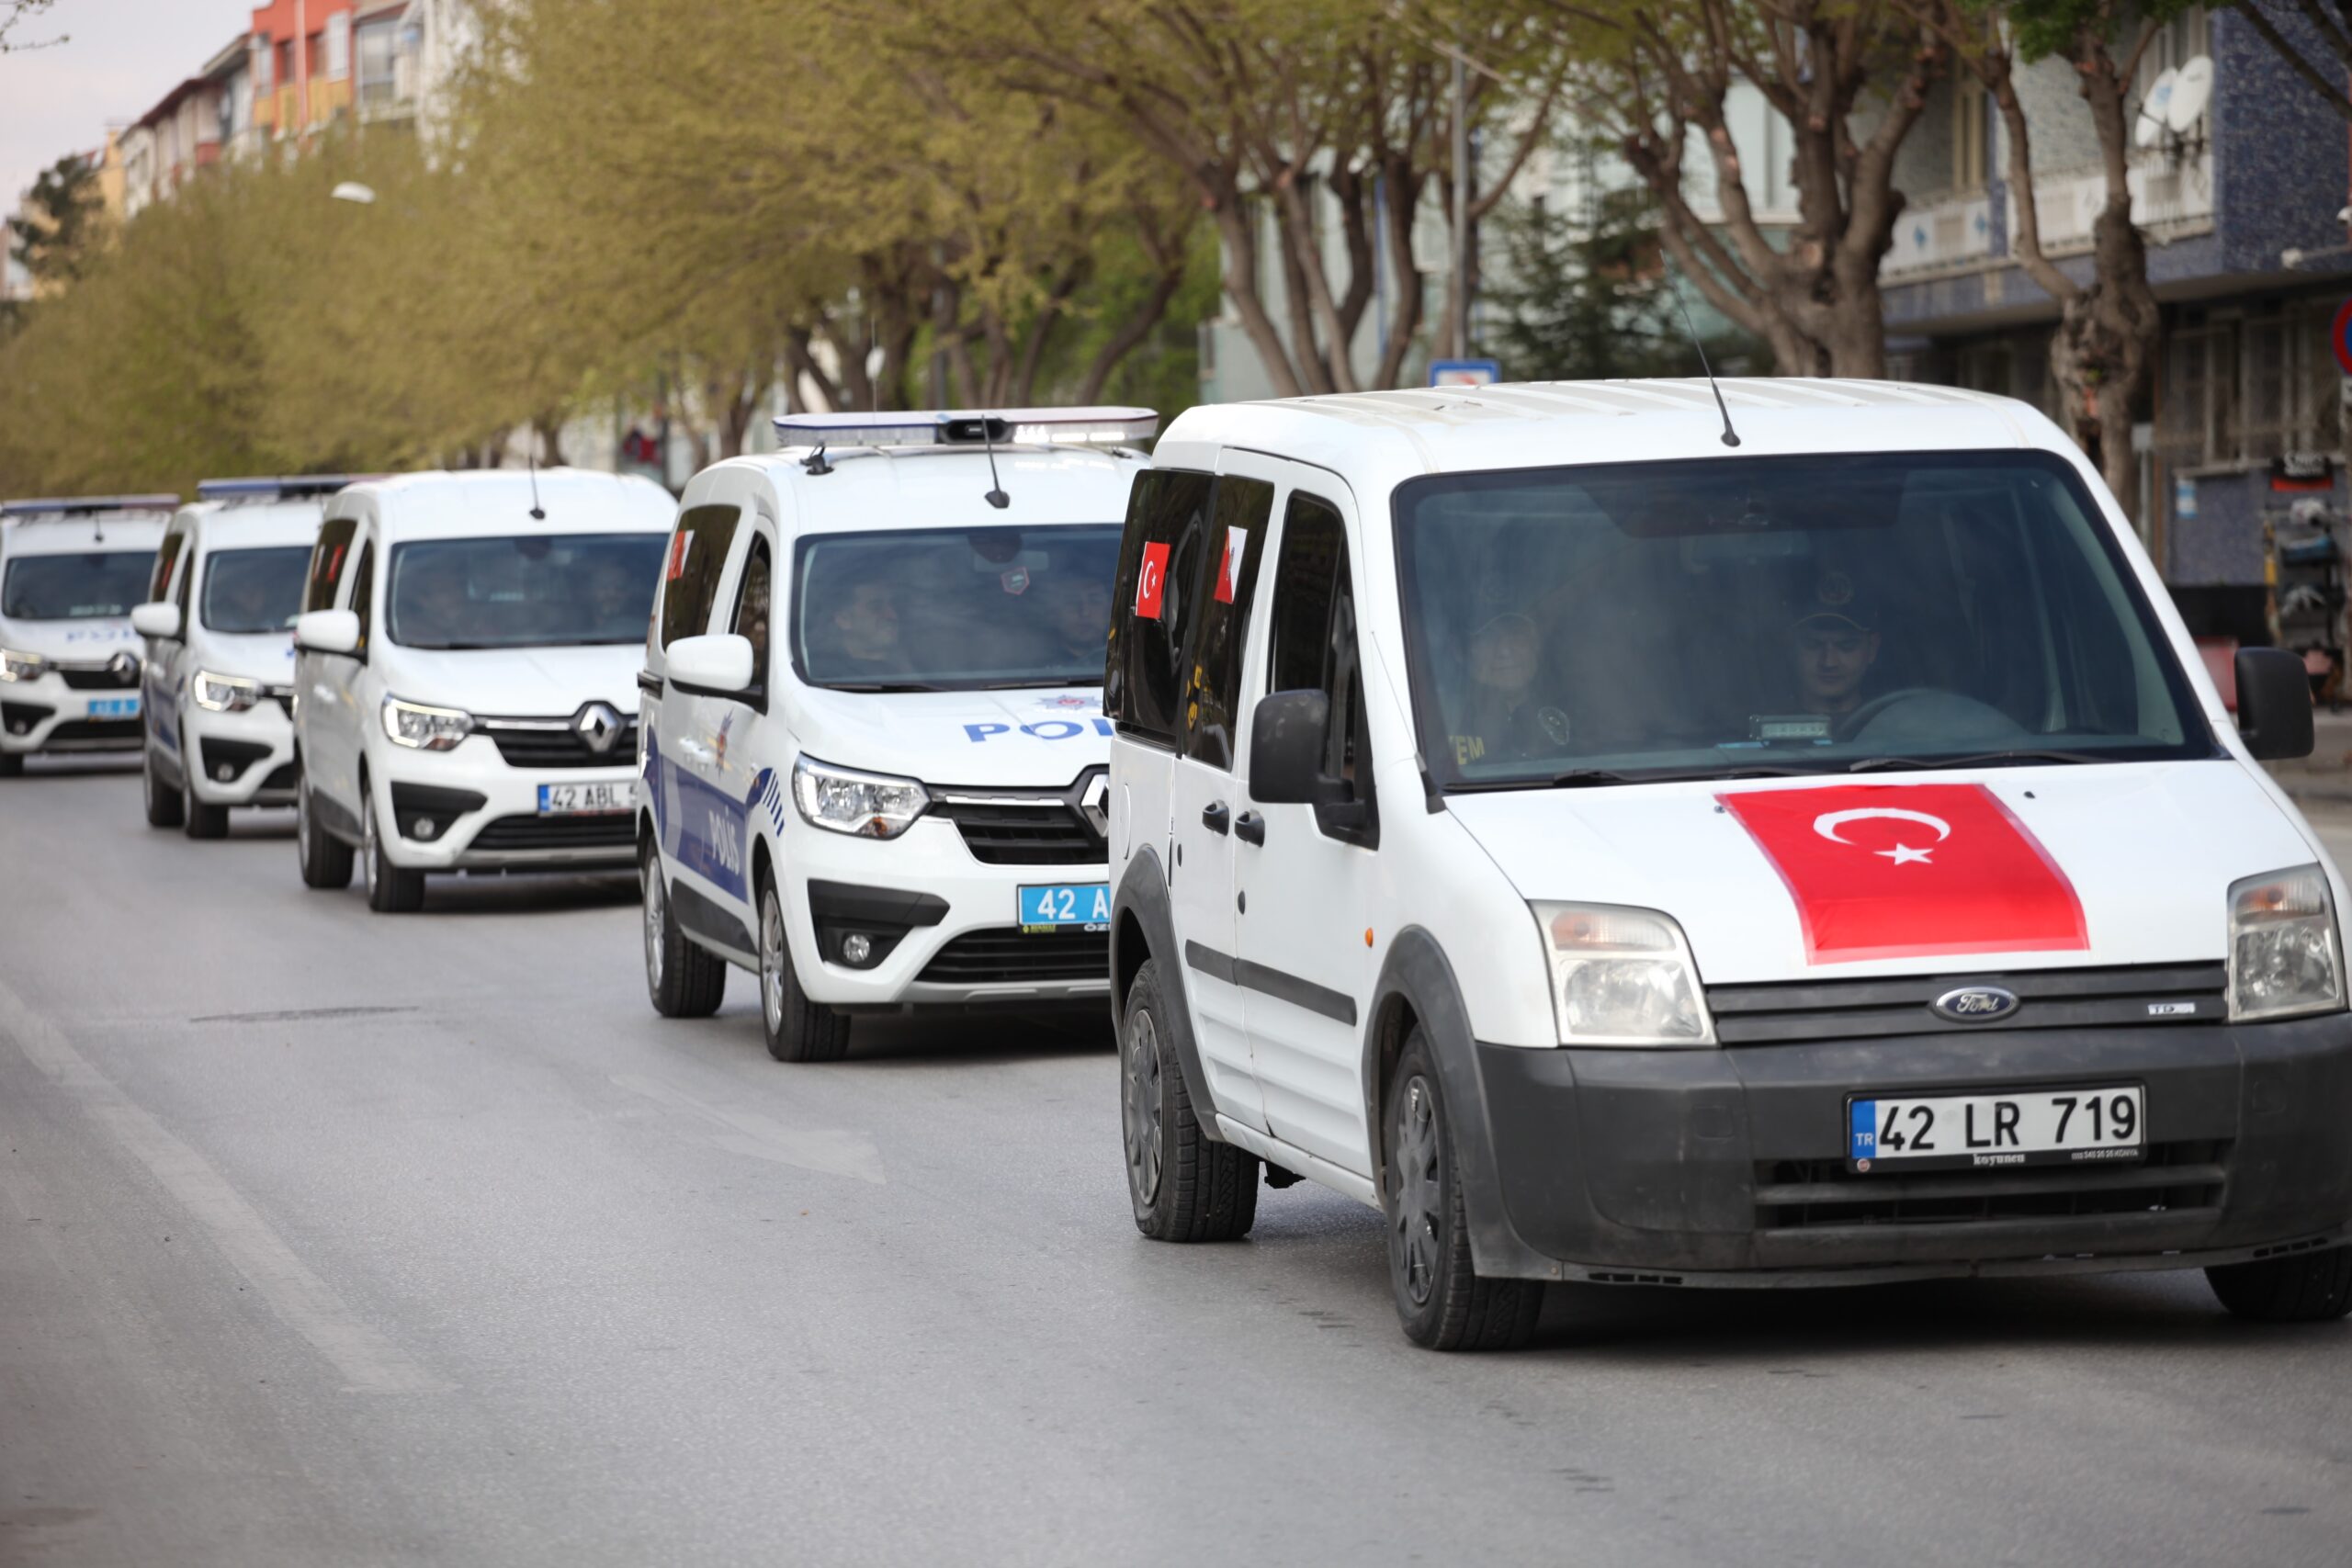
537,782 -> 628,817
86,696 -> 140,719
1848,1086 -> 2143,1173
1019,883 -> 1110,932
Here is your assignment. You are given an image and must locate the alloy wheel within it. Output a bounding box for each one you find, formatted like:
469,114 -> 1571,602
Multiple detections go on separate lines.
361,792 -> 379,899
1124,1008 -> 1165,1206
760,890 -> 786,1035
1393,1076 -> 1442,1309
643,865 -> 667,991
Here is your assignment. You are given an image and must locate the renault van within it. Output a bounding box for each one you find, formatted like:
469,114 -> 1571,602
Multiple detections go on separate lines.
637,408 -> 1148,1061
0,495 -> 175,776
132,478 -> 348,835
1106,380 -> 2352,1349
291,469 -> 673,911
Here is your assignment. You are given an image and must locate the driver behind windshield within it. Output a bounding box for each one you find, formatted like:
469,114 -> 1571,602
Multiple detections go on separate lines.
1446,608 -> 1571,767
824,568 -> 904,679
1792,572 -> 1881,719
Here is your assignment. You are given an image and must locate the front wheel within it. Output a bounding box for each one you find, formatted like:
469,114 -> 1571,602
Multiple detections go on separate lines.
643,841 -> 726,1018
2207,1247 -> 2352,1322
183,750 -> 229,840
361,786 -> 424,913
143,746 -> 184,827
296,776 -> 353,889
0,751 -> 20,779
1385,1032 -> 1543,1351
758,876 -> 848,1062
1123,959 -> 1257,1241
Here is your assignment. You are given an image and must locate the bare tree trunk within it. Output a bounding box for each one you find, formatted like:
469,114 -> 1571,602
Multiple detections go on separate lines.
1078,254 -> 1186,402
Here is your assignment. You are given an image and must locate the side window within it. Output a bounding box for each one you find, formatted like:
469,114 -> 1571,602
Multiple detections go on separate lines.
150,530 -> 186,604
1107,468 -> 1215,745
347,542 -> 374,654
660,503 -> 743,651
730,535 -> 774,702
1182,476 -> 1274,771
174,547 -> 194,618
305,519 -> 356,614
1266,492 -> 1375,843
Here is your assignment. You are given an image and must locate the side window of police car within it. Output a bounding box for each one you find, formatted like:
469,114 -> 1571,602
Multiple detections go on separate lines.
305,520 -> 356,619
347,542 -> 374,658
659,503 -> 742,652
1264,492 -> 1376,846
150,530 -> 187,611
729,536 -> 774,710
173,539 -> 195,622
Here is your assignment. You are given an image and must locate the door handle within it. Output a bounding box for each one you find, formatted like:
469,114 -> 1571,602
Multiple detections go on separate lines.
1234,809 -> 1266,846
1201,802 -> 1230,835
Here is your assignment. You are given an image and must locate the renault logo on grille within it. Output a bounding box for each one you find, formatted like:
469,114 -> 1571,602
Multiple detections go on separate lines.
1077,772 -> 1111,837
107,651 -> 140,685
574,701 -> 624,754
1930,986 -> 2019,1023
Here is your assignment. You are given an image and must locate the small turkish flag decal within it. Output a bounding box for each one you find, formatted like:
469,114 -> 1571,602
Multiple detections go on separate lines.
664,531 -> 692,583
1135,541 -> 1170,620
1214,526 -> 1247,604
1720,783 -> 2087,964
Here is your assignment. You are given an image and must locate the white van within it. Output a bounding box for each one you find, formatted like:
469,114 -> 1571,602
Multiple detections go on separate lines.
1106,379 -> 2352,1350
131,478 -> 348,835
636,408 -> 1148,1061
290,468 -> 673,911
0,495 -> 175,776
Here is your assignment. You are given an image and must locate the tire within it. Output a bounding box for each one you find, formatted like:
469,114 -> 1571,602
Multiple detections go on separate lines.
1385,1032 -> 1544,1351
296,775 -> 354,889
0,750 -> 20,778
361,785 -> 425,913
757,874 -> 848,1062
1123,958 -> 1259,1242
2207,1246 -> 2352,1323
183,755 -> 230,840
143,746 -> 184,827
643,840 -> 726,1019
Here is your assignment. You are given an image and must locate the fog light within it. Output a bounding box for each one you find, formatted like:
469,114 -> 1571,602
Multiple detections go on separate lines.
842,932 -> 873,965
413,818 -> 437,840
8,721 -> 25,734
215,764 -> 235,782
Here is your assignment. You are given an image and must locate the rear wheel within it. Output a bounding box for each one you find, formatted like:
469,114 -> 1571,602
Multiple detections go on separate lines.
183,751 -> 229,840
1385,1032 -> 1544,1351
2207,1246 -> 2352,1323
758,876 -> 848,1062
643,840 -> 726,1018
361,786 -> 424,913
296,776 -> 353,889
143,746 -> 184,827
1123,959 -> 1258,1242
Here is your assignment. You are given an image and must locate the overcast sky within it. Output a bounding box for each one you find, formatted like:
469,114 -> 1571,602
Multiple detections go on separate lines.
2,1 -> 252,210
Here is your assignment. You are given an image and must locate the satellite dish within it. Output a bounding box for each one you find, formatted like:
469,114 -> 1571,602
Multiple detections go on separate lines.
2136,67 -> 2177,149
2167,56 -> 2212,134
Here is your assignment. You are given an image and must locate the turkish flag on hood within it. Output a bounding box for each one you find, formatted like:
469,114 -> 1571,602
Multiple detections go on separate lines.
1719,783 -> 2088,965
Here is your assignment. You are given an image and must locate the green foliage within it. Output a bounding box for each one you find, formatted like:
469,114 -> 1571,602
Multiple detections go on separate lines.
8,152 -> 103,285
1993,0 -> 2199,63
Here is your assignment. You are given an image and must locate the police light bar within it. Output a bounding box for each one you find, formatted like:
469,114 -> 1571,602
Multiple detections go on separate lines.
772,406 -> 1159,449
0,494 -> 181,519
197,476 -> 365,502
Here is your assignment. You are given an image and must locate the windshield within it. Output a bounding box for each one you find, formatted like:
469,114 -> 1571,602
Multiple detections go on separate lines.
200,547 -> 311,634
1,550 -> 154,621
792,525 -> 1122,690
387,533 -> 668,650
1395,450 -> 2211,788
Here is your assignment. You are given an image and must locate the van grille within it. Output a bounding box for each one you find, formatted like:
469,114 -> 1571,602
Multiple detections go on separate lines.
467,813 -> 635,853
478,720 -> 638,770
60,663 -> 140,690
1706,963 -> 2227,1045
917,928 -> 1109,985
1755,1139 -> 2230,1231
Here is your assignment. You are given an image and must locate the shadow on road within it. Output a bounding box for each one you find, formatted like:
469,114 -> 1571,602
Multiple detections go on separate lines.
9,754 -> 140,779
409,873 -> 641,916
846,1007 -> 1114,1064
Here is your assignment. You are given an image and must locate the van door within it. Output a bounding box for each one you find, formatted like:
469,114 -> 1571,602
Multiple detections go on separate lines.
1236,484 -> 1382,1176
649,498 -> 753,946
294,516 -> 360,834
705,522 -> 777,917
144,524 -> 191,777
320,532 -> 376,823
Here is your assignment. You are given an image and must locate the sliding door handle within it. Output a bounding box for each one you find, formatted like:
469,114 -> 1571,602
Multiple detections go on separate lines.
1234,810 -> 1266,846
1200,802 -> 1231,835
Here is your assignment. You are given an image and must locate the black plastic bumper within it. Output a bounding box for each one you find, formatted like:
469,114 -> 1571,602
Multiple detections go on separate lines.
1467,1013 -> 2352,1283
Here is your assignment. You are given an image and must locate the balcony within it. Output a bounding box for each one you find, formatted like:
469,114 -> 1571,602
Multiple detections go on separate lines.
1882,189 -> 1996,278
2011,149 -> 2215,253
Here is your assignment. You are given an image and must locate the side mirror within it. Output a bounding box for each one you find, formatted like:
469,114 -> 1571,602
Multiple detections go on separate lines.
130,602 -> 182,640
1250,689 -> 1345,806
666,633 -> 754,696
295,608 -> 362,657
2236,647 -> 2314,761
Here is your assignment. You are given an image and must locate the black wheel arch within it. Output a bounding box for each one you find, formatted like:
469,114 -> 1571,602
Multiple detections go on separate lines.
1111,846 -> 1228,1145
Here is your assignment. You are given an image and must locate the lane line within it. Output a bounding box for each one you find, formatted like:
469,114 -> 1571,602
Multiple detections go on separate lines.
0,975 -> 449,1394
610,1073 -> 888,1184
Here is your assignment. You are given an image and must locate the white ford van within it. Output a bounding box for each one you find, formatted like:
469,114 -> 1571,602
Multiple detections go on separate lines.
0,495 -> 175,776
636,408 -> 1148,1061
290,468 -> 673,911
1107,379 -> 2352,1350
132,478 -> 347,835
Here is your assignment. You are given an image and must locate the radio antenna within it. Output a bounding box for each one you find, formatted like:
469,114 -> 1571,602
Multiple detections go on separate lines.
527,450 -> 547,521
1669,273 -> 1741,449
980,413 -> 1011,510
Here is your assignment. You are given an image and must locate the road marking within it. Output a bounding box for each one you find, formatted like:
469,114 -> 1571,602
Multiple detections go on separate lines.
610,1073 -> 887,1184
0,976 -> 448,1394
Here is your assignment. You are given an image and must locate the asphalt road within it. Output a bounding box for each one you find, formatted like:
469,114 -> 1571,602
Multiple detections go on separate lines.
5,758 -> 2351,1568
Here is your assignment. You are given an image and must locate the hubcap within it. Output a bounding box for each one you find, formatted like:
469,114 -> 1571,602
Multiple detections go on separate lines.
1124,1008 -> 1164,1205
1392,1076 -> 1442,1308
760,890 -> 786,1033
643,863 -> 666,989
362,794 -> 379,897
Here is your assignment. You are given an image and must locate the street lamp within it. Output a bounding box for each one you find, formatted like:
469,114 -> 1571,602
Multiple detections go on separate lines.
330,182 -> 378,205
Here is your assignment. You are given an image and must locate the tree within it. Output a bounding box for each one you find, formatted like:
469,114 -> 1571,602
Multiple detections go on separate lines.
8,152 -> 104,288
2225,1 -> 2352,125
0,0 -> 62,52
1546,0 -> 1942,378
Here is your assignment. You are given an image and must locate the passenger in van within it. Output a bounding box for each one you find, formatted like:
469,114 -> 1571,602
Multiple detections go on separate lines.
1791,572 -> 1881,719
819,569 -> 904,679
1035,569 -> 1114,670
1445,609 -> 1572,768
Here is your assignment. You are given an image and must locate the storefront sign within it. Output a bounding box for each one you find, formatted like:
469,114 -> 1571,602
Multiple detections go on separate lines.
2270,452 -> 2336,493
2174,474 -> 2199,519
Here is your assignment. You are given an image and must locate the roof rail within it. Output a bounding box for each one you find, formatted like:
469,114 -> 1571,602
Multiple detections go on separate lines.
196,476 -> 368,502
772,407 -> 1158,450
0,494 -> 181,519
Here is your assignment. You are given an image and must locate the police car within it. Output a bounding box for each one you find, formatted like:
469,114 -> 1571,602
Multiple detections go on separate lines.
1106,379 -> 2352,1348
636,407 -> 1148,1061
290,468 -> 673,911
131,478 -> 350,836
0,495 -> 176,776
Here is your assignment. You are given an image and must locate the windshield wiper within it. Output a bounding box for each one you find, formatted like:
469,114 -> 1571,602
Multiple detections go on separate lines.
1848,750 -> 2109,773
1449,763 -> 1815,793
823,682 -> 951,694
978,677 -> 1104,690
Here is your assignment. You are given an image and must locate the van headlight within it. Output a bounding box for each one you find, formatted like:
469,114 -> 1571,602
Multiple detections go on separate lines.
2227,865 -> 2346,1021
0,649 -> 50,682
1532,902 -> 1714,1046
381,695 -> 474,751
792,754 -> 928,839
192,670 -> 262,712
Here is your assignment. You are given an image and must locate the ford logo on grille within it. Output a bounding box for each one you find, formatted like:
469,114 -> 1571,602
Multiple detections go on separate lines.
1931,986 -> 2019,1022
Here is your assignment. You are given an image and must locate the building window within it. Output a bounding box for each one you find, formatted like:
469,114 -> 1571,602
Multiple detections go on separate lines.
1951,85 -> 1986,191
356,18 -> 400,106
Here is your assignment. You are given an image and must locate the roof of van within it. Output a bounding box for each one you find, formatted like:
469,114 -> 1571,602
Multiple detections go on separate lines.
326,468 -> 675,540
1155,378 -> 2061,489
732,444 -> 1145,533
175,495 -> 332,551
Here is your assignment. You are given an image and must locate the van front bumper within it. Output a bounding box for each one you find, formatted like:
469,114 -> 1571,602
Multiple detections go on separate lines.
1464,1013 -> 2352,1284
1,670 -> 142,755
179,699 -> 297,807
371,738 -> 638,874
